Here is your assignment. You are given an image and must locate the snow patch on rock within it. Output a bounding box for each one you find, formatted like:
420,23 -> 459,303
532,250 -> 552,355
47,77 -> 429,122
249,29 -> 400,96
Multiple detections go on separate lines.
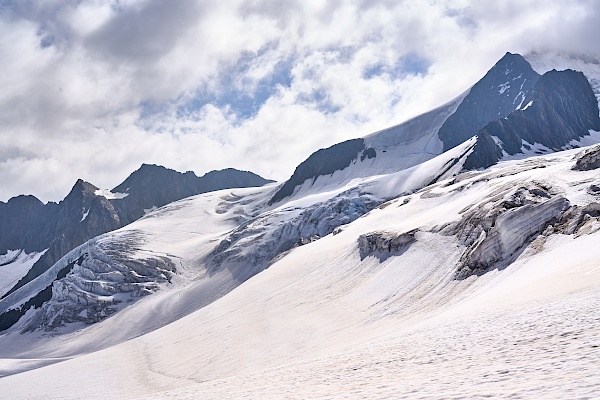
94,189 -> 129,200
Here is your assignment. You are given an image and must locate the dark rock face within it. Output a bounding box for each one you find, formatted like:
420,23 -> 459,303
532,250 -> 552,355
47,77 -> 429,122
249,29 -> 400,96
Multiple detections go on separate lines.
0,195 -> 46,255
462,132 -> 504,170
463,69 -> 600,170
480,69 -> 600,156
112,164 -> 274,225
361,147 -> 376,161
269,52 -> 600,203
0,166 -> 273,300
269,139 -> 367,205
438,52 -> 541,151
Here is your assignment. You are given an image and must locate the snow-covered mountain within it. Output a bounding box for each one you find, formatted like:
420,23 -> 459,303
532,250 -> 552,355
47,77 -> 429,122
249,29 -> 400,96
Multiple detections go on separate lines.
525,51 -> 600,105
1,139 -> 600,399
0,165 -> 273,329
1,52 -> 600,399
269,52 -> 600,205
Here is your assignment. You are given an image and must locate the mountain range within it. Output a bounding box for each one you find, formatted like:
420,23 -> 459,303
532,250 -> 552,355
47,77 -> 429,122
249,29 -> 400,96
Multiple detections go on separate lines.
0,166 -> 273,328
0,51 -> 599,399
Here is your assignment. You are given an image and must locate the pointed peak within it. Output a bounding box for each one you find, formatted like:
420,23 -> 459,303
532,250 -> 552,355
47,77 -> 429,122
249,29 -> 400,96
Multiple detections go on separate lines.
112,163 -> 196,193
67,179 -> 99,198
72,179 -> 98,191
493,52 -> 531,70
503,51 -> 518,58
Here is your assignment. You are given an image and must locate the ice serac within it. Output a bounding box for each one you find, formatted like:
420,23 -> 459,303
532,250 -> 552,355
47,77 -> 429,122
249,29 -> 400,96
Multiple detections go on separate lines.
0,230 -> 177,332
20,233 -> 176,331
438,52 -> 541,151
442,184 -> 569,277
269,139 -> 370,204
215,190 -> 382,280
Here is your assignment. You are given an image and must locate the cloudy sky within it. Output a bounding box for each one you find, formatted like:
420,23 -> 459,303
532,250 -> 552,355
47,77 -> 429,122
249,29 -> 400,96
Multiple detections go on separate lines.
1,0 -> 599,202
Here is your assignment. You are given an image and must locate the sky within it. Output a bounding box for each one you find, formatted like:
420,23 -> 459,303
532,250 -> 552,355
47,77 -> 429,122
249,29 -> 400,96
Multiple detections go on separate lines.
1,0 -> 599,202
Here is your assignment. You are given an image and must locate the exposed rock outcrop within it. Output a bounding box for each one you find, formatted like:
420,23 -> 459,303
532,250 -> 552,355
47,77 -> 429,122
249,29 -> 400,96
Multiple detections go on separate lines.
479,69 -> 600,157
269,139 -> 369,205
549,202 -> 600,237
358,230 -> 417,259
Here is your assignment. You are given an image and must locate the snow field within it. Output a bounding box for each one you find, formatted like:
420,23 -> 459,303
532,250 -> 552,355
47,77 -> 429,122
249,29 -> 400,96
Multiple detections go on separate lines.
1,144 -> 600,398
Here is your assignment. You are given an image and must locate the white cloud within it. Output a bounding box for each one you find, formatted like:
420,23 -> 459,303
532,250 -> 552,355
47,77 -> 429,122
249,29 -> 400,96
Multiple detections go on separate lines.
0,0 -> 599,201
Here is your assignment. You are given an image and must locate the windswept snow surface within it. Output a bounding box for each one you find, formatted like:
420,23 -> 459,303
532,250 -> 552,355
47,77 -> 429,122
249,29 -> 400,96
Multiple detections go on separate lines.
1,146 -> 600,398
0,250 -> 46,297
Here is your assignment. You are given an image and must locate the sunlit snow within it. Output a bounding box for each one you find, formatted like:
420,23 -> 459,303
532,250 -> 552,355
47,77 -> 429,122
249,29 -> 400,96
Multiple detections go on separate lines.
94,189 -> 129,199
1,143 -> 600,399
79,207 -> 90,222
0,250 -> 47,297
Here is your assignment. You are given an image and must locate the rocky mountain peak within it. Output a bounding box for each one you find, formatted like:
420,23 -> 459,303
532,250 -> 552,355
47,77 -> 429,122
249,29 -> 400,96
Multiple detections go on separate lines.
4,194 -> 44,208
61,179 -> 100,206
437,52 -> 541,151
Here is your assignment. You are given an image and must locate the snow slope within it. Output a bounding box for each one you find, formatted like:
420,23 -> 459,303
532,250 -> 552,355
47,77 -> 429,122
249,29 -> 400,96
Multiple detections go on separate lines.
0,138 -> 476,354
0,250 -> 46,297
271,52 -> 600,207
0,144 -> 599,398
